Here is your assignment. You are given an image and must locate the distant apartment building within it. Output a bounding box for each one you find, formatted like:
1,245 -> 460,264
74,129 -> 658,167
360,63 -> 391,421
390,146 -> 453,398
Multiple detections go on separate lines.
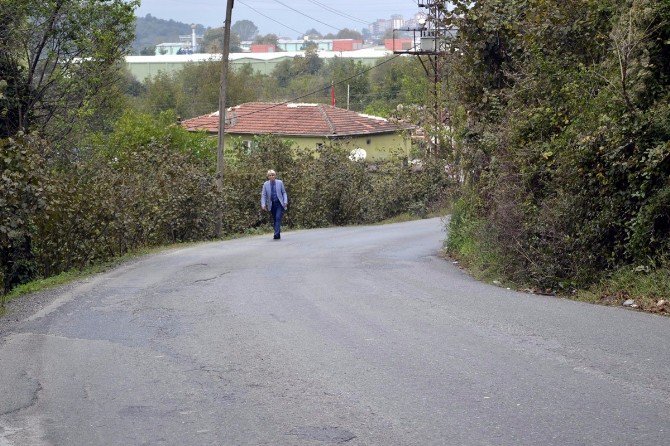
368,13 -> 422,41
369,19 -> 392,37
404,12 -> 427,30
391,14 -> 405,29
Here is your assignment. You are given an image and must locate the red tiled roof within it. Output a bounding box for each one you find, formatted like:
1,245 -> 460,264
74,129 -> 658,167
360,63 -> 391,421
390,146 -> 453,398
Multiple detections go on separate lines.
181,102 -> 410,137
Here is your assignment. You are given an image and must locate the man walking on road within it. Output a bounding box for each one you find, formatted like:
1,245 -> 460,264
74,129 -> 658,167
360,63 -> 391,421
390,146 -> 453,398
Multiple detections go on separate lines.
261,169 -> 288,240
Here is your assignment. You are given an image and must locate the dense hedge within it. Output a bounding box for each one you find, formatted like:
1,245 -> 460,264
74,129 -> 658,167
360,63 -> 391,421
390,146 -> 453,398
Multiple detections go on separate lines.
1,125 -> 450,297
446,0 -> 670,289
0,135 -> 49,291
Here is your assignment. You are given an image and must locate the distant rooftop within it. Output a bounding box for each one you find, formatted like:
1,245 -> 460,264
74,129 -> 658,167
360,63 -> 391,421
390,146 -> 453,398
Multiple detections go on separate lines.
182,102 -> 412,137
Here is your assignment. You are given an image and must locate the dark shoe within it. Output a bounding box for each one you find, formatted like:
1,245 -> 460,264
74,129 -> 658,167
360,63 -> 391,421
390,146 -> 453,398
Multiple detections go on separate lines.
273,235 -> 279,240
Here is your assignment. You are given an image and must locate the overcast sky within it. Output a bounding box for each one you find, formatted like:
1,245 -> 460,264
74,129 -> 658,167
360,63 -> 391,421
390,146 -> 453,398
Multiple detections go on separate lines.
135,0 -> 422,38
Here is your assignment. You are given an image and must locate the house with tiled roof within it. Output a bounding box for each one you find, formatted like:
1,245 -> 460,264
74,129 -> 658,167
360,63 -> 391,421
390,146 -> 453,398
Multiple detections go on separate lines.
181,102 -> 412,160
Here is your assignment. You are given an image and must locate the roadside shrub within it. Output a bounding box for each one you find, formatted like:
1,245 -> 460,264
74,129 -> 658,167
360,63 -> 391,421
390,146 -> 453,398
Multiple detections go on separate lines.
447,191 -> 506,281
627,184 -> 670,263
0,135 -> 49,294
1,129 -> 452,298
33,140 -> 221,276
447,0 -> 670,291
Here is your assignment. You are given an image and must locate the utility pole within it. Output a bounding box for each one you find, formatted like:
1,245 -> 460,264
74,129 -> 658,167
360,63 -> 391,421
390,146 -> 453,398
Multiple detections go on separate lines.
392,1 -> 454,157
215,0 -> 234,237
347,84 -> 350,110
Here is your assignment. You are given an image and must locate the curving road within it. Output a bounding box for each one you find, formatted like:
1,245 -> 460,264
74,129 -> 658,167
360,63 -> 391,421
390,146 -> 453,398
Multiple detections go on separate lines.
1,218 -> 669,445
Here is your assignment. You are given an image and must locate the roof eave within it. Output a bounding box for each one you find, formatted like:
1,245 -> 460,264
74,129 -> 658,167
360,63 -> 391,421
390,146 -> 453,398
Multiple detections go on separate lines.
185,129 -> 409,137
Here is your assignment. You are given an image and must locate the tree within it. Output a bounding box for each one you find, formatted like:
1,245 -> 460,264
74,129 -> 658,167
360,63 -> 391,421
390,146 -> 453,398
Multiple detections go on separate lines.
232,19 -> 259,41
324,59 -> 370,111
0,0 -> 138,140
202,27 -> 242,53
336,28 -> 363,40
304,28 -> 322,39
294,47 -> 323,75
141,72 -> 182,115
301,40 -> 319,51
0,135 -> 48,294
136,62 -> 269,119
254,33 -> 280,47
140,46 -> 156,55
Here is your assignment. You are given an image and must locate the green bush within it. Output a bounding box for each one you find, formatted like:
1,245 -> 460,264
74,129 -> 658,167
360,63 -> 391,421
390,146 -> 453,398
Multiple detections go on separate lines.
33,140 -> 221,277
1,126 -> 452,299
0,135 -> 49,295
446,0 -> 670,291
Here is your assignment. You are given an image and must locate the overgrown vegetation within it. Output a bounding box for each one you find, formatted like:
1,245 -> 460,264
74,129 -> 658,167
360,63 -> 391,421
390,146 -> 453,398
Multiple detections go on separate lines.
0,0 -> 138,142
133,14 -> 207,55
445,0 -> 670,309
1,121 -> 450,303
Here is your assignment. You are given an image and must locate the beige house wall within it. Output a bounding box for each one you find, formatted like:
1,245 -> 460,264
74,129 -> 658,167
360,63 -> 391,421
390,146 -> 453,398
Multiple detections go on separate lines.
226,132 -> 410,160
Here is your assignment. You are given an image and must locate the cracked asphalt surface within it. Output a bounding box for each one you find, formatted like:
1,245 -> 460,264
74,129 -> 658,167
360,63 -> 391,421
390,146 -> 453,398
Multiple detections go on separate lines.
1,218 -> 669,445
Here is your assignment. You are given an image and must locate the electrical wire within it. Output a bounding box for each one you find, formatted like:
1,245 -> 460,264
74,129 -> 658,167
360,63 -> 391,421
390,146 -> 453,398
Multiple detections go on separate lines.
236,0 -> 304,36
304,0 -> 370,26
272,0 -> 341,32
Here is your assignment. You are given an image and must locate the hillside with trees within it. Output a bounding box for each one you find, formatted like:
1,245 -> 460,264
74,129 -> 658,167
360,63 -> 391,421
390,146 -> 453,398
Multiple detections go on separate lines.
133,14 -> 206,54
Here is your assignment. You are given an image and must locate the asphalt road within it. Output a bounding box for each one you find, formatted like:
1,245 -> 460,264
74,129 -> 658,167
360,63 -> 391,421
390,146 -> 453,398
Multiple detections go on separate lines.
1,218 -> 669,445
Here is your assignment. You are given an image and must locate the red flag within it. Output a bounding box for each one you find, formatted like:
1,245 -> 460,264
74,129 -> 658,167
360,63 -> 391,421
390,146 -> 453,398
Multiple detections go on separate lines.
331,82 -> 335,106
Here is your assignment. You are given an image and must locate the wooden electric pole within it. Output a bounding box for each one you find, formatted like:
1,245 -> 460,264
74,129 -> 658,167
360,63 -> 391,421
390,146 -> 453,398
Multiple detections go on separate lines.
215,0 -> 234,237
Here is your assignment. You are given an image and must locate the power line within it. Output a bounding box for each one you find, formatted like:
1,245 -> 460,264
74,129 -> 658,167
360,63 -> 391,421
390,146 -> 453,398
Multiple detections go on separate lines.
272,0 -> 341,32
304,0 -> 370,26
237,0 -> 304,36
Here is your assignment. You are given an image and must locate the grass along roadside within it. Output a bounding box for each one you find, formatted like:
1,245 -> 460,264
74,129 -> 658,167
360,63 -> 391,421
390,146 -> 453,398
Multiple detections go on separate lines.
575,266 -> 670,315
444,202 -> 670,316
445,242 -> 670,316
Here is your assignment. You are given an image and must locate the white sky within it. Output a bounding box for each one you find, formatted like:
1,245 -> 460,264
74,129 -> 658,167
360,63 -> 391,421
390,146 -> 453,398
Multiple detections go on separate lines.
135,0 -> 423,38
